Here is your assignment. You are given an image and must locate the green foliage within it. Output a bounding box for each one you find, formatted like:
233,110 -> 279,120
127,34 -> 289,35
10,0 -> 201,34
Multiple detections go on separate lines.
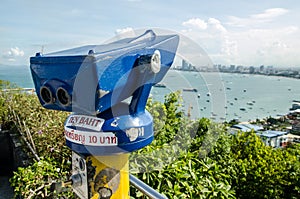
282,144 -> 300,198
10,157 -> 73,199
131,92 -> 236,198
0,91 -> 7,125
146,97 -> 167,133
0,80 -> 13,126
149,90 -> 184,146
6,92 -> 71,163
132,92 -> 300,199
1,83 -> 300,199
0,88 -> 73,198
0,79 -> 12,89
229,131 -> 300,198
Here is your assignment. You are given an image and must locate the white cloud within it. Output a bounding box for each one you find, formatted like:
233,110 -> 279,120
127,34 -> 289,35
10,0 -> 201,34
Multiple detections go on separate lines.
182,18 -> 208,30
2,47 -> 24,62
251,8 -> 289,20
283,26 -> 299,34
181,17 -> 230,63
227,8 -> 289,27
182,17 -> 227,35
208,18 -> 227,34
222,26 -> 300,66
10,47 -> 24,56
221,36 -> 238,57
112,27 -> 137,42
181,12 -> 300,67
115,27 -> 134,35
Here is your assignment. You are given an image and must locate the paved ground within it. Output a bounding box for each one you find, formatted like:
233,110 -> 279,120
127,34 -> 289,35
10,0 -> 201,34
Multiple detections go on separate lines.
0,176 -> 14,199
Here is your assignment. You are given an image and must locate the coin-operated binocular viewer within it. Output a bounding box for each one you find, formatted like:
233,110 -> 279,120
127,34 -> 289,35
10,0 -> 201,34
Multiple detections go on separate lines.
30,30 -> 179,199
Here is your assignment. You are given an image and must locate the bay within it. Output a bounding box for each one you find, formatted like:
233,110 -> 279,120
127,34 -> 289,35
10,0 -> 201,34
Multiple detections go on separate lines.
152,70 -> 300,122
1,65 -> 299,122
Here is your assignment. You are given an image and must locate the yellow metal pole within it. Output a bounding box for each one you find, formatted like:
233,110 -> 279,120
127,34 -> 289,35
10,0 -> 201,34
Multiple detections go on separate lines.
88,154 -> 129,199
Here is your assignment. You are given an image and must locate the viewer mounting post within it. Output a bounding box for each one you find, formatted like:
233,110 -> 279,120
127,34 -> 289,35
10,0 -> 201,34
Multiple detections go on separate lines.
30,30 -> 179,199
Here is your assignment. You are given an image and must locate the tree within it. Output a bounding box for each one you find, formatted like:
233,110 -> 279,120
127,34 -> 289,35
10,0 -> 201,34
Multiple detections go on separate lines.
230,131 -> 300,198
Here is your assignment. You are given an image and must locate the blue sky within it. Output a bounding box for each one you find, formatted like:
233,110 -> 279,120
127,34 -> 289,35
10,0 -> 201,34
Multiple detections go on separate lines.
1,0 -> 300,67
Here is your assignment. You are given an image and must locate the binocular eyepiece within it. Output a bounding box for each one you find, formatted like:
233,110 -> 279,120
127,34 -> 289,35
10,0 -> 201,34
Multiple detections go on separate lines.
39,86 -> 70,106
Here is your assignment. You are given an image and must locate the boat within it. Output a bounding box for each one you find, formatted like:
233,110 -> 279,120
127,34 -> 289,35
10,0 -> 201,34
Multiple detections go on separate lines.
290,102 -> 300,111
154,83 -> 166,88
247,102 -> 254,106
183,88 -> 198,92
240,108 -> 246,111
211,112 -> 218,116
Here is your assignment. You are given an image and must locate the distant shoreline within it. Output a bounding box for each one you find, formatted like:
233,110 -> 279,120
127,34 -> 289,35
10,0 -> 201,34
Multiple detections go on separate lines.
220,71 -> 300,80
172,68 -> 300,80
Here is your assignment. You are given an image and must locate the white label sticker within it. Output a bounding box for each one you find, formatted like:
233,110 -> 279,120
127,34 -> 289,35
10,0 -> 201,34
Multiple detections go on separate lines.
65,114 -> 105,131
64,126 -> 118,146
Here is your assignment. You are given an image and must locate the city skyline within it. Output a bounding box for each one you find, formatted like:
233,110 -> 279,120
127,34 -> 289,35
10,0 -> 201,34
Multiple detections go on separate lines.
174,58 -> 300,78
1,0 -> 300,67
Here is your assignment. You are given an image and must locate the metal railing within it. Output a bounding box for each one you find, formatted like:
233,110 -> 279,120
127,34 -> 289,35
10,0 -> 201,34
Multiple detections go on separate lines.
130,174 -> 167,199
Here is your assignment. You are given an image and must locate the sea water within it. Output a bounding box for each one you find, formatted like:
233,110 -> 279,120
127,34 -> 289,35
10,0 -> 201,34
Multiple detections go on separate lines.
0,65 -> 33,88
1,65 -> 299,122
152,70 -> 300,122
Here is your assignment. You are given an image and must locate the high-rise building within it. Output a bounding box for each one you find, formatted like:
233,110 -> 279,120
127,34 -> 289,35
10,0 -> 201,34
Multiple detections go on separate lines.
182,59 -> 189,70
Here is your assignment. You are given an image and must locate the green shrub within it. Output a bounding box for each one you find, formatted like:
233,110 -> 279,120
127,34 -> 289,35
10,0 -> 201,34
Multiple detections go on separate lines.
131,91 -> 236,198
1,84 -> 300,199
5,92 -> 71,165
1,90 -> 72,198
0,80 -> 13,127
10,157 -> 73,199
230,131 -> 300,198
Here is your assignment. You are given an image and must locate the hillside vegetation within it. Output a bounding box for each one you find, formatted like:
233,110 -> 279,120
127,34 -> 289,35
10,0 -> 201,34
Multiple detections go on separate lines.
0,81 -> 299,198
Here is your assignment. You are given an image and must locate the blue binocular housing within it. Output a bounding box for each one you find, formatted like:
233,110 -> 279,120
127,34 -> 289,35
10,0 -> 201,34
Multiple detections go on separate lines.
30,30 -> 179,154
30,30 -> 179,114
